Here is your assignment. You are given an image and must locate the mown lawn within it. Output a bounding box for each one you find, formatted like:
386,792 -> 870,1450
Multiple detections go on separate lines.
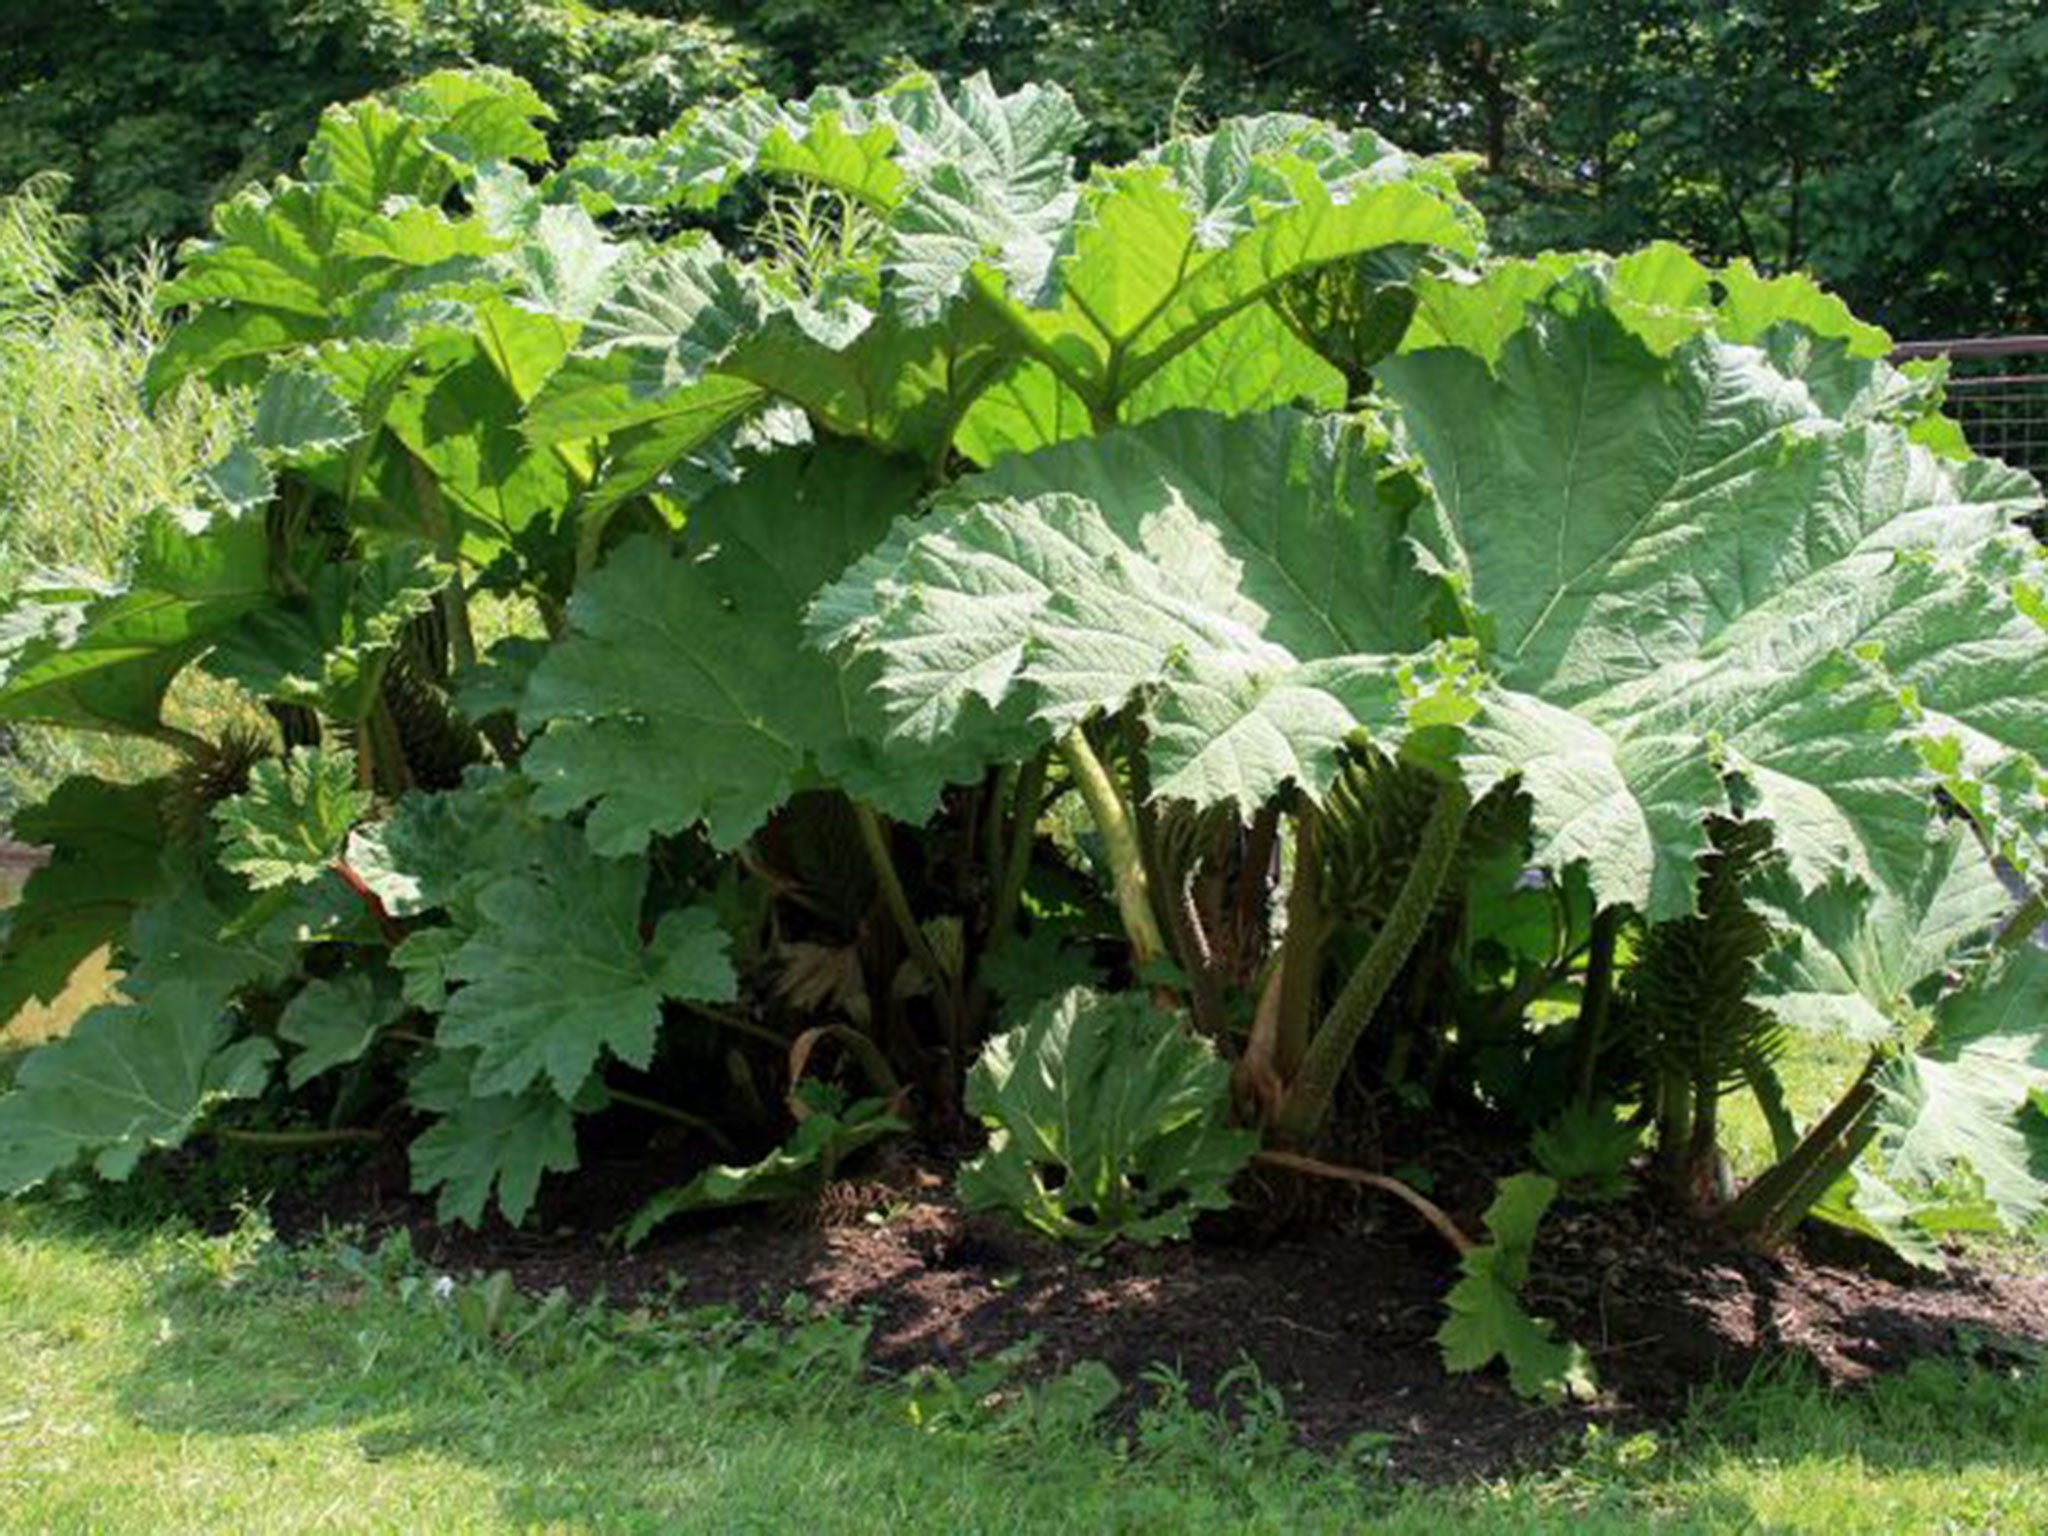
3,1201 -> 2046,1535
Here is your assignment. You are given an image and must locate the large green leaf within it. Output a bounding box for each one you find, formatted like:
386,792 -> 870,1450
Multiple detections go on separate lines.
156,182 -> 378,327
954,301 -> 1345,465
200,363 -> 367,514
1378,279 -> 2046,917
435,821 -> 736,1099
521,238 -> 765,447
0,886 -> 295,1192
0,777 -> 170,1027
522,443 -> 995,853
0,508 -> 276,738
952,118 -> 1473,417
956,987 -> 1257,1247
1402,244 -> 1891,367
536,80 -> 1471,477
0,995 -> 275,1191
476,191 -> 626,329
813,409 -> 1443,813
729,301 -> 1016,462
148,69 -> 553,400
1890,568 -> 2048,871
392,68 -> 554,172
381,780 -> 745,1088
205,543 -> 449,721
407,1048 -> 580,1227
1398,248 -> 1974,469
278,969 -> 406,1089
522,240 -> 1015,471
1751,822 -> 2009,1044
383,350 -> 579,565
875,78 -> 1087,325
516,237 -> 774,547
303,96 -> 461,213
373,767 -> 542,923
150,185 -> 410,399
213,748 -> 372,891
560,72 -> 1080,225
1741,822 -> 2046,1254
1877,948 -> 2048,1231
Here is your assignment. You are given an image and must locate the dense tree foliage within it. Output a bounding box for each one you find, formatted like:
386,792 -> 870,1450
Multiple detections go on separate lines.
8,3 -> 2043,334
0,0 -> 758,256
762,0 -> 2045,336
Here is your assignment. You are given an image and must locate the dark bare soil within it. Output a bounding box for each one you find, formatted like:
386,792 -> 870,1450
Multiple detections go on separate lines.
268,1145 -> 2048,1483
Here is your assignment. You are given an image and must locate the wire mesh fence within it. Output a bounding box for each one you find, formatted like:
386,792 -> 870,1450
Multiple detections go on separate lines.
1892,335 -> 2048,481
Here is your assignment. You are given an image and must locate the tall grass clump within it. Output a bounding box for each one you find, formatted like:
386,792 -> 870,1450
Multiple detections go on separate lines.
0,173 -> 240,589
0,173 -> 244,818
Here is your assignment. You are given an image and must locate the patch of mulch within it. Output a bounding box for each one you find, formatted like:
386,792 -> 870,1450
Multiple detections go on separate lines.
267,1146 -> 2048,1484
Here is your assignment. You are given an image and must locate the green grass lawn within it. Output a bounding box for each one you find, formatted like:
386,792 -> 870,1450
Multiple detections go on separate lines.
3,932 -> 2041,1532
3,1200 -> 2046,1535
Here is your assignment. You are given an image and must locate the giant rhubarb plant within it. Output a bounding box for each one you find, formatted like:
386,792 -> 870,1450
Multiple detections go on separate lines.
1,68 -> 2044,1399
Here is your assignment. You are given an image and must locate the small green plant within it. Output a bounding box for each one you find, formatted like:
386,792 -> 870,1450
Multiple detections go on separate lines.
1437,1173 -> 1595,1403
625,1082 -> 907,1248
444,1269 -> 576,1357
901,1341 -> 1122,1445
957,987 -> 1258,1248
1532,1101 -> 1644,1203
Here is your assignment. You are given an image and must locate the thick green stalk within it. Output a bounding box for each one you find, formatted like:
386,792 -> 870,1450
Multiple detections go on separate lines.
1275,780 -> 1469,1145
1274,806 -> 1324,1079
408,452 -> 479,681
441,576 -> 479,674
2001,885 -> 2048,950
1723,1057 -> 1881,1240
1169,876 -> 1230,1041
1234,803 -> 1283,949
1653,1069 -> 1697,1195
1745,1060 -> 1801,1162
983,765 -> 1016,889
1571,907 -> 1623,1106
213,1127 -> 382,1149
986,751 -> 1048,955
1057,726 -> 1168,971
406,451 -> 460,566
364,693 -> 413,798
854,802 -> 951,990
853,800 -> 963,1068
964,754 -> 1052,1038
1687,1081 -> 1722,1193
1758,1092 -> 1880,1238
604,1086 -> 733,1150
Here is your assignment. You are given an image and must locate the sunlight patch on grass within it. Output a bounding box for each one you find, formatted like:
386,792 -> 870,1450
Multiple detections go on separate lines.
1719,1032 -> 1871,1177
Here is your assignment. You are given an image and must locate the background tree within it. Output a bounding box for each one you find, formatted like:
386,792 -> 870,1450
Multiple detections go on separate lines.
0,0 -> 757,258
3,2 -> 2045,337
1513,0 -> 2048,334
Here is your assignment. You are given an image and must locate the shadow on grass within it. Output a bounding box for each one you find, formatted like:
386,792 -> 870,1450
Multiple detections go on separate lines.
4,1205 -> 2012,1534
7,1160 -> 2048,1535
